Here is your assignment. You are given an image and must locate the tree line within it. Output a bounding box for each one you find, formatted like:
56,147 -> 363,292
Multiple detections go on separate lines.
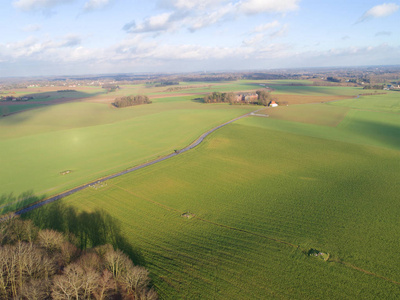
203,90 -> 275,106
0,217 -> 157,299
363,84 -> 384,90
203,92 -> 236,104
113,95 -> 152,108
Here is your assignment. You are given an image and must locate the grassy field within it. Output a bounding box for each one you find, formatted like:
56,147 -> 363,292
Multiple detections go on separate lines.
330,91 -> 400,113
0,80 -> 361,210
0,95 -> 255,212
21,89 -> 400,298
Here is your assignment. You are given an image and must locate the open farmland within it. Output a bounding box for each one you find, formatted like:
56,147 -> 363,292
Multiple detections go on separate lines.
0,80 -> 361,212
23,89 -> 400,298
0,86 -> 105,114
0,98 -> 254,213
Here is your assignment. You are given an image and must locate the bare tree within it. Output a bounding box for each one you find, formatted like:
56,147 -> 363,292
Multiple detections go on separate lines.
20,279 -> 51,300
104,248 -> 133,280
52,262 -> 103,300
38,229 -> 66,253
139,288 -> 159,300
52,264 -> 86,300
60,241 -> 79,265
93,270 -> 116,300
121,266 -> 151,299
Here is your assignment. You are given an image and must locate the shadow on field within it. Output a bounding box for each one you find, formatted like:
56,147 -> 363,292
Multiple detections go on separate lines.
191,97 -> 205,103
22,201 -> 145,266
0,191 -> 45,215
0,90 -> 105,122
349,120 -> 400,150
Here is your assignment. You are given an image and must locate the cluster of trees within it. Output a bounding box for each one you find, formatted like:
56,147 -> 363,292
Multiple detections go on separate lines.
203,92 -> 236,104
363,84 -> 384,90
102,84 -> 120,92
0,217 -> 157,299
203,90 -> 274,106
154,81 -> 179,87
57,90 -> 77,93
326,77 -> 341,83
256,90 -> 274,106
114,95 -> 152,108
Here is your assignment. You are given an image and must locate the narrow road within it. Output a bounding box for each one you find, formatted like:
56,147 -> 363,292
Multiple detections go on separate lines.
9,108 -> 263,217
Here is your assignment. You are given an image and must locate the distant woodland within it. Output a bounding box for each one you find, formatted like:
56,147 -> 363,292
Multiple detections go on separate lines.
113,95 -> 152,108
203,90 -> 274,106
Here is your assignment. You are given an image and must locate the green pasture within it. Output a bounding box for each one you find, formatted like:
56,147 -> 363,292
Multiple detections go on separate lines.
244,109 -> 400,151
240,79 -> 314,85
266,103 -> 350,126
0,98 -> 254,212
4,83 -> 400,298
330,91 -> 400,113
26,116 -> 400,299
270,85 -> 362,96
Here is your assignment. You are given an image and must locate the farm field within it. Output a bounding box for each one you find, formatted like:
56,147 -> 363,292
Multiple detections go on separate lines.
0,80 -> 362,212
0,86 -> 106,114
23,89 -> 400,298
0,98 -> 254,213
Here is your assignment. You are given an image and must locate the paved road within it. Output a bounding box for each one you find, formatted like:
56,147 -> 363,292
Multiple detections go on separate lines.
7,108 -> 263,218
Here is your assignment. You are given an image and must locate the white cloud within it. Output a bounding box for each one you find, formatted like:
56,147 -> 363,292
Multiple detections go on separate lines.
124,0 -> 299,35
22,24 -> 42,32
245,22 -> 287,46
83,0 -> 113,11
270,24 -> 288,38
124,12 -> 175,33
3,34 -> 400,76
60,34 -> 82,47
253,21 -> 280,33
3,34 -> 82,59
243,33 -> 265,46
160,0 -> 228,11
238,0 -> 300,15
189,4 -> 234,31
358,3 -> 399,22
13,0 -> 74,11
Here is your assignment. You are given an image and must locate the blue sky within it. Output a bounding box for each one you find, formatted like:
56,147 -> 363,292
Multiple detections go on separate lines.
1,0 -> 399,76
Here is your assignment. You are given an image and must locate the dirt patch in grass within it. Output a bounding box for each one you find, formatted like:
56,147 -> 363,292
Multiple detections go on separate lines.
60,170 -> 72,175
181,212 -> 195,219
306,248 -> 330,261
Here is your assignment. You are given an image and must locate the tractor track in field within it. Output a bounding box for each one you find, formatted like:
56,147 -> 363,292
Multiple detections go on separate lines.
112,181 -> 400,287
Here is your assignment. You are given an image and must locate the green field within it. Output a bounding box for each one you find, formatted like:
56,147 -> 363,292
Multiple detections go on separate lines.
0,94 -> 255,213
20,87 -> 400,298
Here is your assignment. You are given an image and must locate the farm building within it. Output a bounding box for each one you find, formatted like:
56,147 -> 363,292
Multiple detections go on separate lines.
269,100 -> 278,107
236,93 -> 258,103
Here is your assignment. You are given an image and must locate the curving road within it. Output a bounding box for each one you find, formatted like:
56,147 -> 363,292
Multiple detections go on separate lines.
8,108 -> 264,218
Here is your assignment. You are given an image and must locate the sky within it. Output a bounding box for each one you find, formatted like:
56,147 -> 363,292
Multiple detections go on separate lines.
0,0 -> 399,77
